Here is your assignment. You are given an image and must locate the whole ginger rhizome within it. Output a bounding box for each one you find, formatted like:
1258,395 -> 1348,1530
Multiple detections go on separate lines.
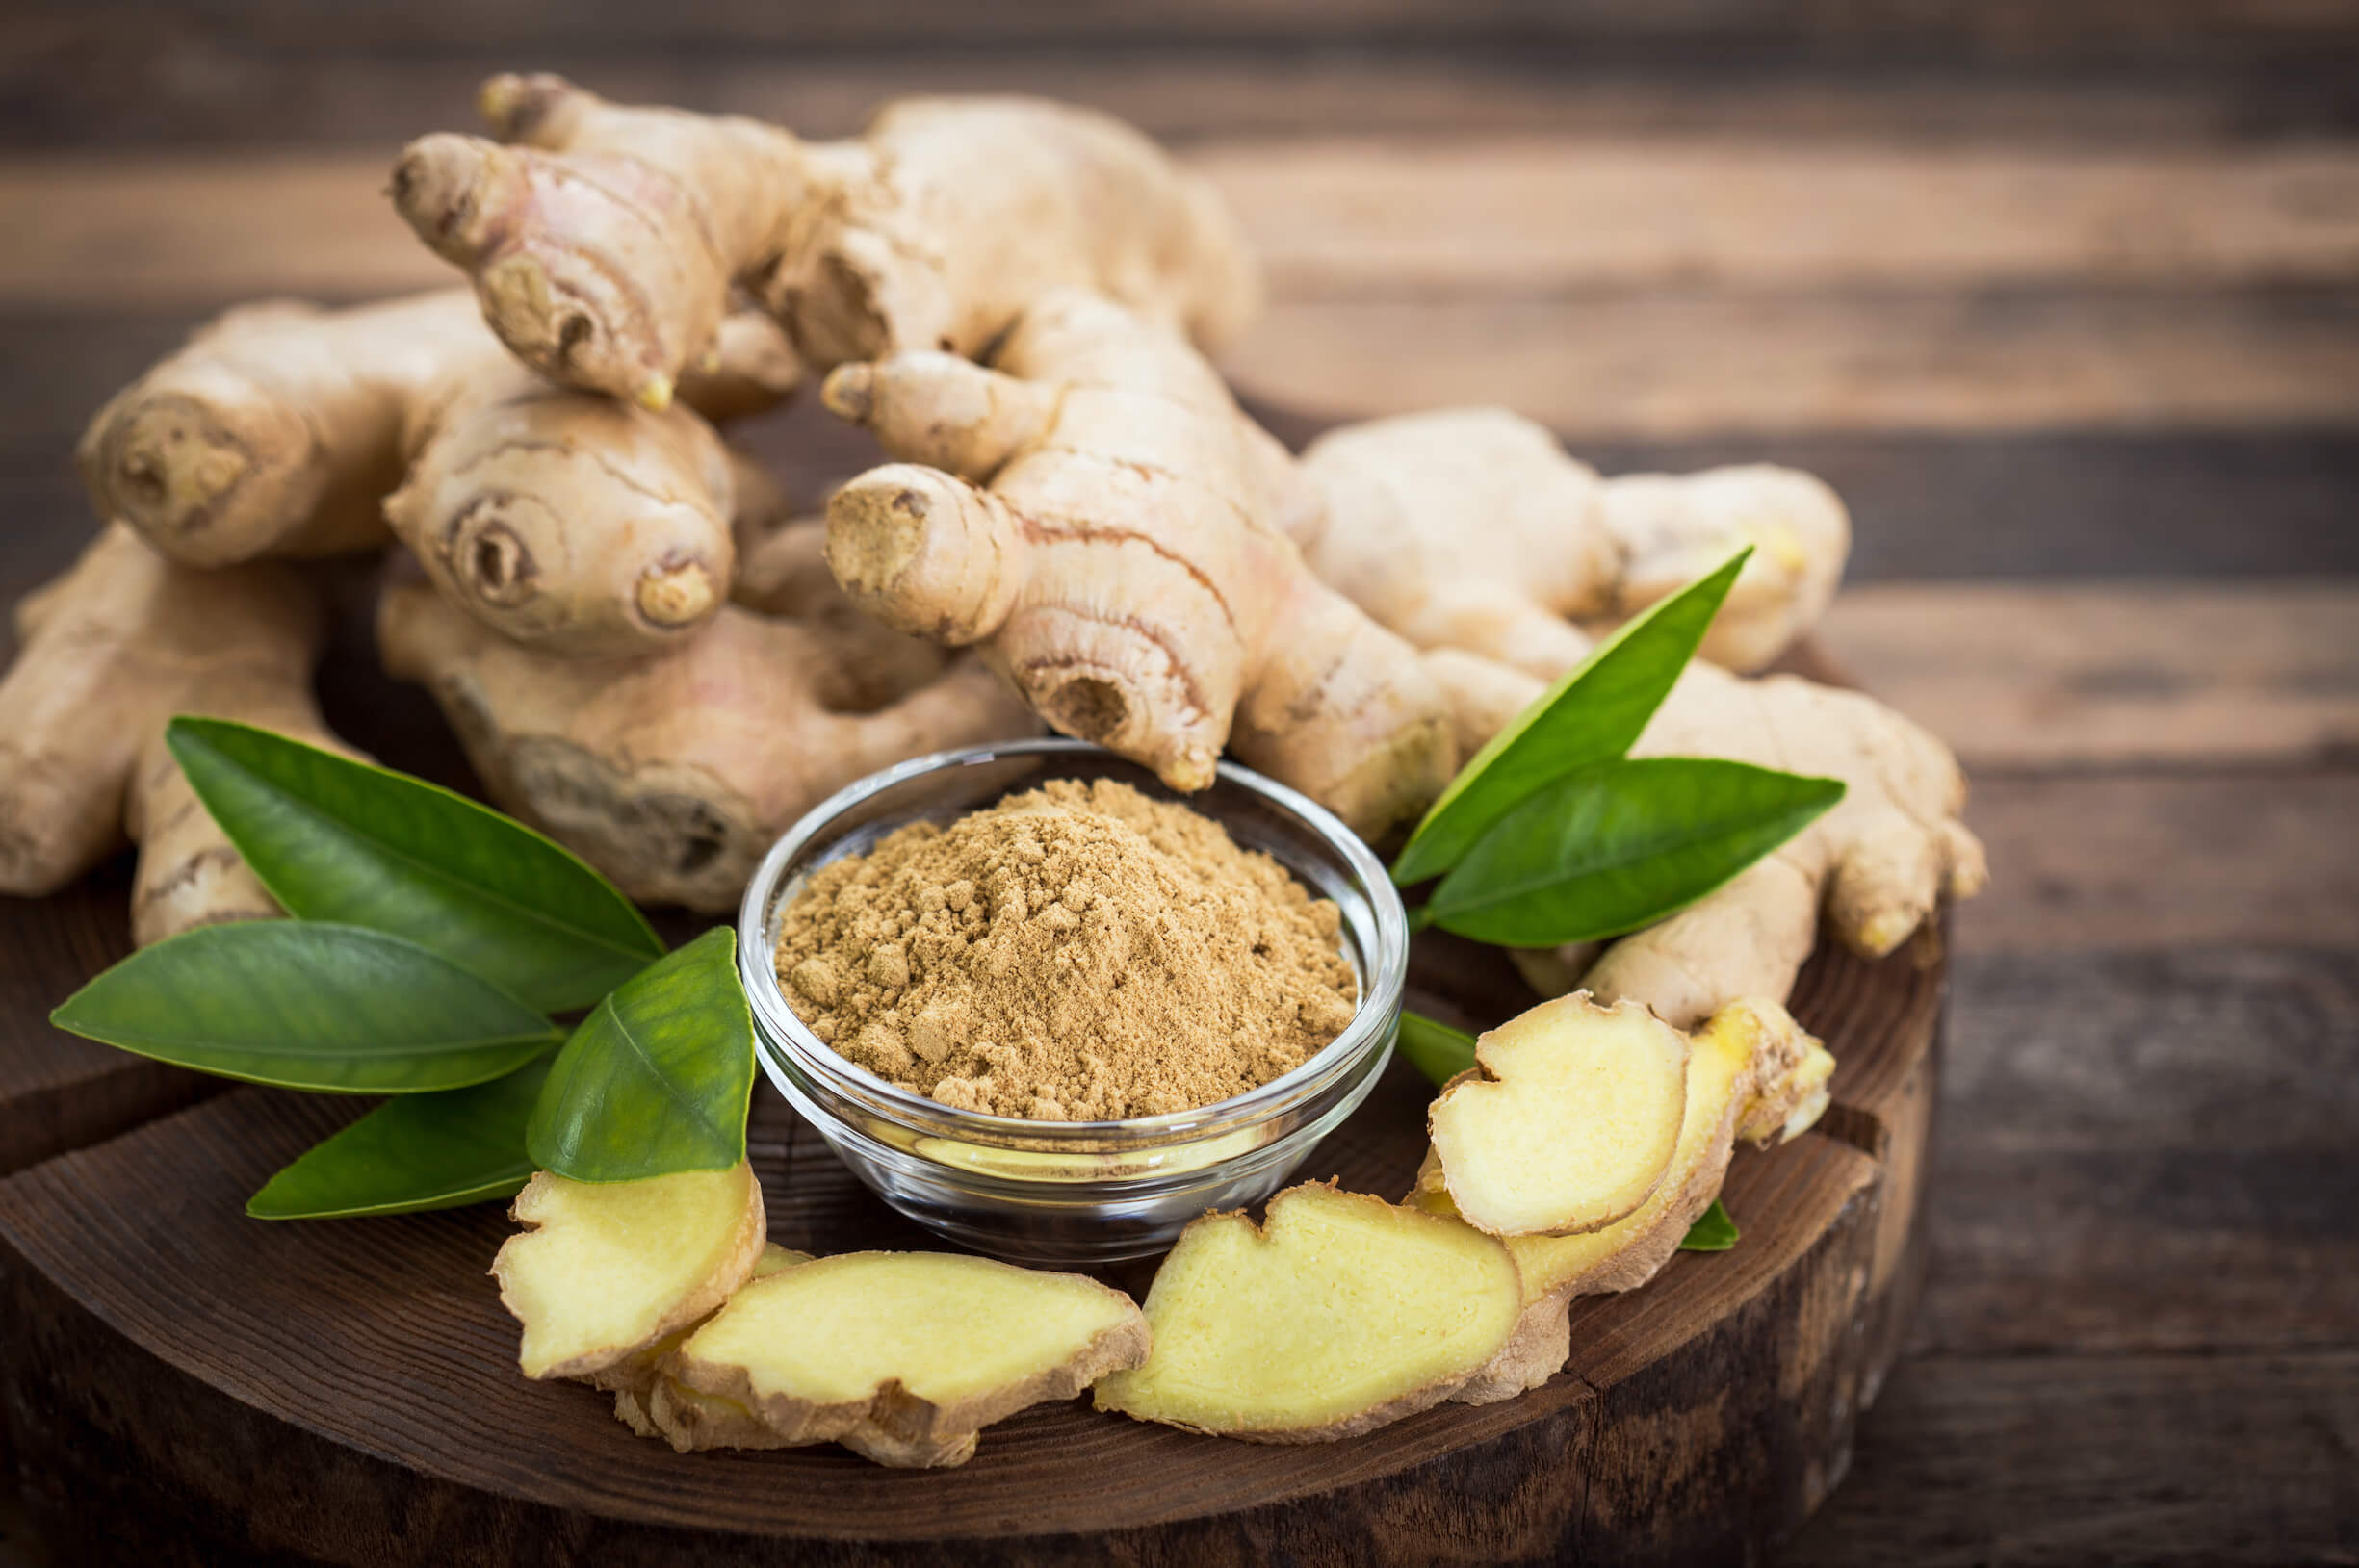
773,778 -> 1359,1120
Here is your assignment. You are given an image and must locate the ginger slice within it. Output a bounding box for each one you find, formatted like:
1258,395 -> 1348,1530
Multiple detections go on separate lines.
491,1163 -> 765,1382
1093,1182 -> 1523,1442
1425,994 -> 1690,1238
1415,999 -> 1836,1402
610,1243 -> 808,1437
662,1250 -> 1148,1468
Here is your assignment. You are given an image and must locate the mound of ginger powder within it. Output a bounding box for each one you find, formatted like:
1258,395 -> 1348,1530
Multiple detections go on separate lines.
772,778 -> 1359,1120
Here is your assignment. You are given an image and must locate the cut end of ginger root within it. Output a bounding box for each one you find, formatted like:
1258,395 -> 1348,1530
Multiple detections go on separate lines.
1425,993 -> 1690,1237
1093,1181 -> 1522,1442
491,1162 -> 765,1382
656,1250 -> 1149,1467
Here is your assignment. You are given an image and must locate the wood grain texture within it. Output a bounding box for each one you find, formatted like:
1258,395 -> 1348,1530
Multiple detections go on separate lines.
1787,1351 -> 2359,1566
1915,947 -> 2359,1358
1957,773 -> 2359,955
1225,288 -> 2359,437
1203,139 -> 2359,295
0,918 -> 1940,1564
8,0 -> 2358,58
10,51 -> 2356,154
1820,583 -> 2359,771
13,139 -> 2359,305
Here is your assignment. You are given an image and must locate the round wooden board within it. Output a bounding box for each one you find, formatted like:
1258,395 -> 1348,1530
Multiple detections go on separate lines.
0,886 -> 1945,1566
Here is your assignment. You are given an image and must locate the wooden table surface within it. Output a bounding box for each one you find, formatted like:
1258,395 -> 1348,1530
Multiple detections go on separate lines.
3,7 -> 2357,1563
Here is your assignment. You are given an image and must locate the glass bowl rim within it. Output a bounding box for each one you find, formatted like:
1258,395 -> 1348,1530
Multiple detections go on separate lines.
735,736 -> 1409,1146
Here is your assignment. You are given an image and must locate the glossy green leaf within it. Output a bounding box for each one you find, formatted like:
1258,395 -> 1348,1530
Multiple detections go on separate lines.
247,1057 -> 554,1220
1391,548 -> 1750,887
1679,1200 -> 1740,1251
528,927 -> 755,1182
1427,757 -> 1843,947
51,922 -> 561,1092
1399,1011 -> 1479,1089
167,717 -> 662,1014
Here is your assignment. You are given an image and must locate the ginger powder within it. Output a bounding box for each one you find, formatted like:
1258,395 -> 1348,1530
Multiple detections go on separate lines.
773,778 -> 1358,1119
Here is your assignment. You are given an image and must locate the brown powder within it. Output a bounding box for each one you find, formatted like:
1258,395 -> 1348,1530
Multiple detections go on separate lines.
772,778 -> 1358,1119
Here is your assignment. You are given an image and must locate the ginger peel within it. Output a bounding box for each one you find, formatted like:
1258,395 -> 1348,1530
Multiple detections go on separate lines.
79,289 -> 797,655
823,287 -> 1457,837
392,75 -> 1259,402
0,524 -> 359,945
376,578 -> 1038,912
1297,406 -> 1850,676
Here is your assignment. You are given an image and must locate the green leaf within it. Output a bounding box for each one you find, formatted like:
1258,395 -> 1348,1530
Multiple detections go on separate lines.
528,927 -> 755,1182
1426,757 -> 1844,947
51,922 -> 561,1092
1391,548 -> 1750,887
1680,1200 -> 1740,1251
167,717 -> 662,1014
1399,1011 -> 1479,1089
247,1057 -> 554,1220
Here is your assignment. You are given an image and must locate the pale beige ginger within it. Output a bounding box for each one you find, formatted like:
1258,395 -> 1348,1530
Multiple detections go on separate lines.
0,524 -> 361,945
1427,649 -> 1986,1028
491,1163 -> 766,1383
1413,998 -> 1835,1403
1094,1182 -> 1524,1443
822,286 -> 1457,837
1424,993 -> 1692,1239
645,1250 -> 1149,1468
389,73 -> 1260,406
1296,407 -> 1850,676
377,575 -> 1037,912
78,289 -> 800,655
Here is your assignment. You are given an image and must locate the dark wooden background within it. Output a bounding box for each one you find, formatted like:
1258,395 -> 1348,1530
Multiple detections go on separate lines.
3,3 -> 2357,1562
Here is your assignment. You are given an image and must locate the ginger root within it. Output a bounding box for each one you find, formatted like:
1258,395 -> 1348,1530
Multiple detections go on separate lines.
1093,1182 -> 1523,1442
391,74 -> 1259,404
1296,407 -> 1850,676
79,290 -> 796,655
0,524 -> 357,945
1414,998 -> 1834,1402
490,1163 -> 765,1383
376,575 -> 1037,912
1427,650 -> 1987,1028
822,286 -> 1456,836
1424,993 -> 1692,1238
650,1250 -> 1149,1467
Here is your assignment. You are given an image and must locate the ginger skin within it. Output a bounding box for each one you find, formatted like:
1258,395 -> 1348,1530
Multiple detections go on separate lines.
0,525 -> 358,944
78,290 -> 798,655
1296,407 -> 1850,676
1428,648 -> 1986,1028
376,577 -> 1038,913
391,74 -> 1260,405
821,287 -> 1456,838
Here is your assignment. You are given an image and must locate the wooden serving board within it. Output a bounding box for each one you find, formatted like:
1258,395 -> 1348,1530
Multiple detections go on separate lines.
0,879 -> 1943,1565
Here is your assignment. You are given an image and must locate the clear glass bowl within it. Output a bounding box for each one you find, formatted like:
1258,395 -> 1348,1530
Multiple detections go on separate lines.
736,738 -> 1406,1264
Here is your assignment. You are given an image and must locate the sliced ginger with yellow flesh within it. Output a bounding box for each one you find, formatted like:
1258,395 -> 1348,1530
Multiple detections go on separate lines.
665,1250 -> 1148,1468
611,1243 -> 808,1436
1414,998 -> 1835,1402
1093,1182 -> 1522,1442
1425,994 -> 1690,1237
492,1162 -> 765,1381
